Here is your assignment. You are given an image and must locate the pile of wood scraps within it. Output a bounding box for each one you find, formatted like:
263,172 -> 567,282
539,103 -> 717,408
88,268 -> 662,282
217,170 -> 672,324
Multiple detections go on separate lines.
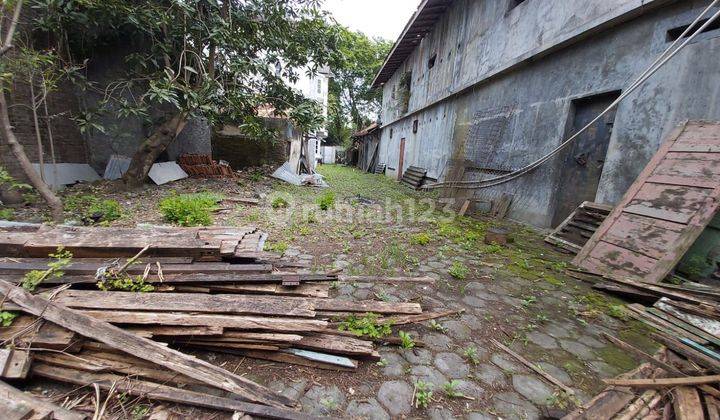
564,335 -> 720,419
178,154 -> 236,178
0,224 -> 448,418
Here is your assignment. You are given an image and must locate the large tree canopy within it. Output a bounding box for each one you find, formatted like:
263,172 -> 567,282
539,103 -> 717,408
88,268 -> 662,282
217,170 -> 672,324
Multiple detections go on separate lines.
28,0 -> 339,186
326,26 -> 391,146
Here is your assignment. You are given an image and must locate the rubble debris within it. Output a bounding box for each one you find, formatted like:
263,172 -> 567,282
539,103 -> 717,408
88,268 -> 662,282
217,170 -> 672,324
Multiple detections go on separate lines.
545,201 -> 612,253
271,162 -> 328,187
0,224 -> 449,417
574,121 -> 720,283
102,154 -> 131,180
178,154 -> 236,178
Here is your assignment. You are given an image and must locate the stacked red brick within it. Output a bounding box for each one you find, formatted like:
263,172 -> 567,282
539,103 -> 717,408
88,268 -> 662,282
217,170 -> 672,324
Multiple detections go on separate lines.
178,154 -> 235,178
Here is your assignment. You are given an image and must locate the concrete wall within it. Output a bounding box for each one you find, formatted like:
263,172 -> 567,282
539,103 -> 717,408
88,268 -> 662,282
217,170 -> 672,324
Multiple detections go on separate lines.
378,0 -> 720,227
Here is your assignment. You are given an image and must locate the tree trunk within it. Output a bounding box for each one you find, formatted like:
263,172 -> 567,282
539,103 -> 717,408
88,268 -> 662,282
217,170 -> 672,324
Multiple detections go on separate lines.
122,113 -> 187,189
0,84 -> 64,222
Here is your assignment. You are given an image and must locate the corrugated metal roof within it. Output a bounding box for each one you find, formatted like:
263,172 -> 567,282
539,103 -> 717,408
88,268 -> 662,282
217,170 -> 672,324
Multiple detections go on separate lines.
371,0 -> 454,88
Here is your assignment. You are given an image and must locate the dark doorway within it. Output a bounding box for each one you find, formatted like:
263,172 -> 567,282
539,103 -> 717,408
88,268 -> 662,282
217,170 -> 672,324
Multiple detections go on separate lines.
398,138 -> 406,180
552,91 -> 621,227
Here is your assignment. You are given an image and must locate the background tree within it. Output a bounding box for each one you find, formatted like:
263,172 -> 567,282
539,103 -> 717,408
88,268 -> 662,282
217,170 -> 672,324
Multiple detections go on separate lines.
31,0 -> 338,187
0,0 -> 64,221
327,26 -> 392,144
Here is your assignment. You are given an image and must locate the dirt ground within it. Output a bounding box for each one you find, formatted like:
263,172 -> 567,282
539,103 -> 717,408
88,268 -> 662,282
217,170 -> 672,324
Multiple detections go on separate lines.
11,165 -> 656,419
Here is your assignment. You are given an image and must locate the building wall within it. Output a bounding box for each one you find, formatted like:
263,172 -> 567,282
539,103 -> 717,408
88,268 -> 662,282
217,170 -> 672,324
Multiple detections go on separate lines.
2,79 -> 89,181
378,0 -> 720,227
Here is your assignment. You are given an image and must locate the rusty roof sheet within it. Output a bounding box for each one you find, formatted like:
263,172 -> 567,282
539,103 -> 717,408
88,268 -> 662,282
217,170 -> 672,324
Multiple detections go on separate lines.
371,0 -> 454,88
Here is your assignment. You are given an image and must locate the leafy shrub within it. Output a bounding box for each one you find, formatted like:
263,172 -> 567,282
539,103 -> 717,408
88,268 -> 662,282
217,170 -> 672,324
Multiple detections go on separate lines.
448,261 -> 469,279
265,241 -> 289,254
410,232 -> 432,246
159,192 -> 221,226
414,380 -> 433,408
339,313 -> 393,338
0,311 -> 18,326
317,191 -> 335,211
22,247 -> 72,292
88,199 -> 122,223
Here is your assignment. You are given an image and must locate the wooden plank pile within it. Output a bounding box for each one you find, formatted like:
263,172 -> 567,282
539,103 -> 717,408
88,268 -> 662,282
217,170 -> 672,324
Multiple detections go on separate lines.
564,335 -> 720,419
401,165 -> 427,189
373,163 -> 386,174
546,201 -> 612,254
0,224 -> 443,418
178,153 -> 236,178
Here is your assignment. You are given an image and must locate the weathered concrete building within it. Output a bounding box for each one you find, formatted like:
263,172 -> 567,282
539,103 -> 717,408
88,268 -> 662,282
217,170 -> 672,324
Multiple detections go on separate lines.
373,0 -> 720,227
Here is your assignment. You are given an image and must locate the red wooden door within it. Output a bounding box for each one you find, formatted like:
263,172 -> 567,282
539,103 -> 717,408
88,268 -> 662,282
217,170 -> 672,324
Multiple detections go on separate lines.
398,138 -> 406,180
574,121 -> 720,283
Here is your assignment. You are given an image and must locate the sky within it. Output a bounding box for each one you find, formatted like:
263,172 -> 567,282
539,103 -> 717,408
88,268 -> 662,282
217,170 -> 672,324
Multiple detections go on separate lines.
324,0 -> 419,42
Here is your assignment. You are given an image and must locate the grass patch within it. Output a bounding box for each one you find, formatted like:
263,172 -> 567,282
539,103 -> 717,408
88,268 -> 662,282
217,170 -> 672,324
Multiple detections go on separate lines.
597,345 -> 637,372
338,313 -> 393,338
448,261 -> 469,279
64,194 -> 123,225
410,232 -> 432,245
317,191 -> 335,211
159,192 -> 221,226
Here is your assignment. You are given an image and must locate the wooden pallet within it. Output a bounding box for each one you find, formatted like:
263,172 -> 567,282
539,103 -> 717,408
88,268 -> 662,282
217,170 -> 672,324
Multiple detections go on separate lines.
545,201 -> 612,253
373,163 -> 386,174
401,166 -> 427,189
574,121 -> 720,283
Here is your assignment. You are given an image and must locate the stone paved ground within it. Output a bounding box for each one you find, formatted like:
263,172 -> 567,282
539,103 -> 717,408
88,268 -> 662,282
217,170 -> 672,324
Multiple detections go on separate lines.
18,165 -> 657,419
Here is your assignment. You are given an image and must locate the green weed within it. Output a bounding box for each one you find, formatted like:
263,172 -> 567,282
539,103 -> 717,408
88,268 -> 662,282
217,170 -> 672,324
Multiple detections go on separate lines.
463,346 -> 481,365
338,313 -> 393,339
317,191 -> 336,210
448,261 -> 469,279
271,196 -> 289,209
410,232 -> 432,246
159,192 -> 221,226
414,380 -> 433,409
399,330 -> 415,349
442,380 -> 465,398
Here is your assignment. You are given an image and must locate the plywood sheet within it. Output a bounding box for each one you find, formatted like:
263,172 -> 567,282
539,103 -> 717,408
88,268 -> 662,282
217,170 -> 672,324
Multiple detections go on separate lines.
574,121 -> 720,283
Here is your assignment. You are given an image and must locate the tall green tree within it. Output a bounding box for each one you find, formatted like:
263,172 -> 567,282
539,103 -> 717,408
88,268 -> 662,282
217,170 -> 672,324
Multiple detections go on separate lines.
330,27 -> 392,133
29,0 -> 338,187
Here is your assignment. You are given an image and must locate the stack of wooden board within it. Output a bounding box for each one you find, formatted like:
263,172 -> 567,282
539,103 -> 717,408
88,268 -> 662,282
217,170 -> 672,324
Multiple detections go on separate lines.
0,224 -> 446,418
564,338 -> 720,420
401,166 -> 427,189
374,163 -> 386,174
545,201 -> 612,254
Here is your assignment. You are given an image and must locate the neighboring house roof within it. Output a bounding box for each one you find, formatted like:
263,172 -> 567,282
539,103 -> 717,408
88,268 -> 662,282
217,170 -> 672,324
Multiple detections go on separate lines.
352,122 -> 379,138
371,0 -> 453,88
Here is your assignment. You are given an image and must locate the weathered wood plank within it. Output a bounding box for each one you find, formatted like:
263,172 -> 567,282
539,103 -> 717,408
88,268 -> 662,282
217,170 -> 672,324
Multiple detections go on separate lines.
0,379 -> 84,420
35,272 -> 332,286
0,262 -> 272,278
47,290 -> 316,318
673,387 -> 704,420
0,349 -> 31,379
309,298 -> 421,314
32,364 -> 313,420
600,212 -> 684,260
76,310 -> 327,332
0,280 -> 293,407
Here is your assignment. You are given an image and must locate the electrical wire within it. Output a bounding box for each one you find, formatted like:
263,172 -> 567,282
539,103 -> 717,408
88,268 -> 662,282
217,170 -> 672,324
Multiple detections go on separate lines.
424,1 -> 720,190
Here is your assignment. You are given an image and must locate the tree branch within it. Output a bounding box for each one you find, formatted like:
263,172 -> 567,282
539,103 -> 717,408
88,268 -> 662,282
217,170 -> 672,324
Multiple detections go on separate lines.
0,0 -> 23,57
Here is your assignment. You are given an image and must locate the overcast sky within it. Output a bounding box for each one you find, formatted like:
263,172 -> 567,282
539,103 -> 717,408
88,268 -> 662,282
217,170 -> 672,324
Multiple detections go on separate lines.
324,0 -> 419,42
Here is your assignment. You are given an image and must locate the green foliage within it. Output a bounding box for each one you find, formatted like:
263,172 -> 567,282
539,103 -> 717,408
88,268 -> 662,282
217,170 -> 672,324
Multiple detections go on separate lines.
414,380 -> 433,409
398,330 -> 415,349
0,311 -> 18,327
338,313 -> 392,339
442,380 -> 464,398
265,241 -> 289,254
159,192 -> 221,226
463,346 -> 480,365
448,261 -> 469,279
271,197 -> 289,209
249,171 -> 264,182
317,191 -> 335,211
483,243 -> 503,253
22,247 -> 72,292
64,194 -> 122,224
0,208 -> 14,220
429,320 -> 447,333
97,275 -> 154,293
0,166 -> 32,192
327,27 -> 393,138
410,232 -> 432,246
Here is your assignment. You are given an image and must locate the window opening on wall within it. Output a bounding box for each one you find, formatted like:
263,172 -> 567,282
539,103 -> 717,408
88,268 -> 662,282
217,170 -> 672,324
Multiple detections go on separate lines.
390,128 -> 394,138
316,79 -> 322,94
413,119 -> 419,133
428,54 -> 437,69
667,18 -> 720,42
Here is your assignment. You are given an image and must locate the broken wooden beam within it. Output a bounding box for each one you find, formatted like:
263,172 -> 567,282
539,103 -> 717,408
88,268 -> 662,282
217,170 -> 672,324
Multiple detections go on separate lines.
0,378 -> 85,420
0,280 -> 293,407
604,375 -> 720,388
32,363 -> 312,420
